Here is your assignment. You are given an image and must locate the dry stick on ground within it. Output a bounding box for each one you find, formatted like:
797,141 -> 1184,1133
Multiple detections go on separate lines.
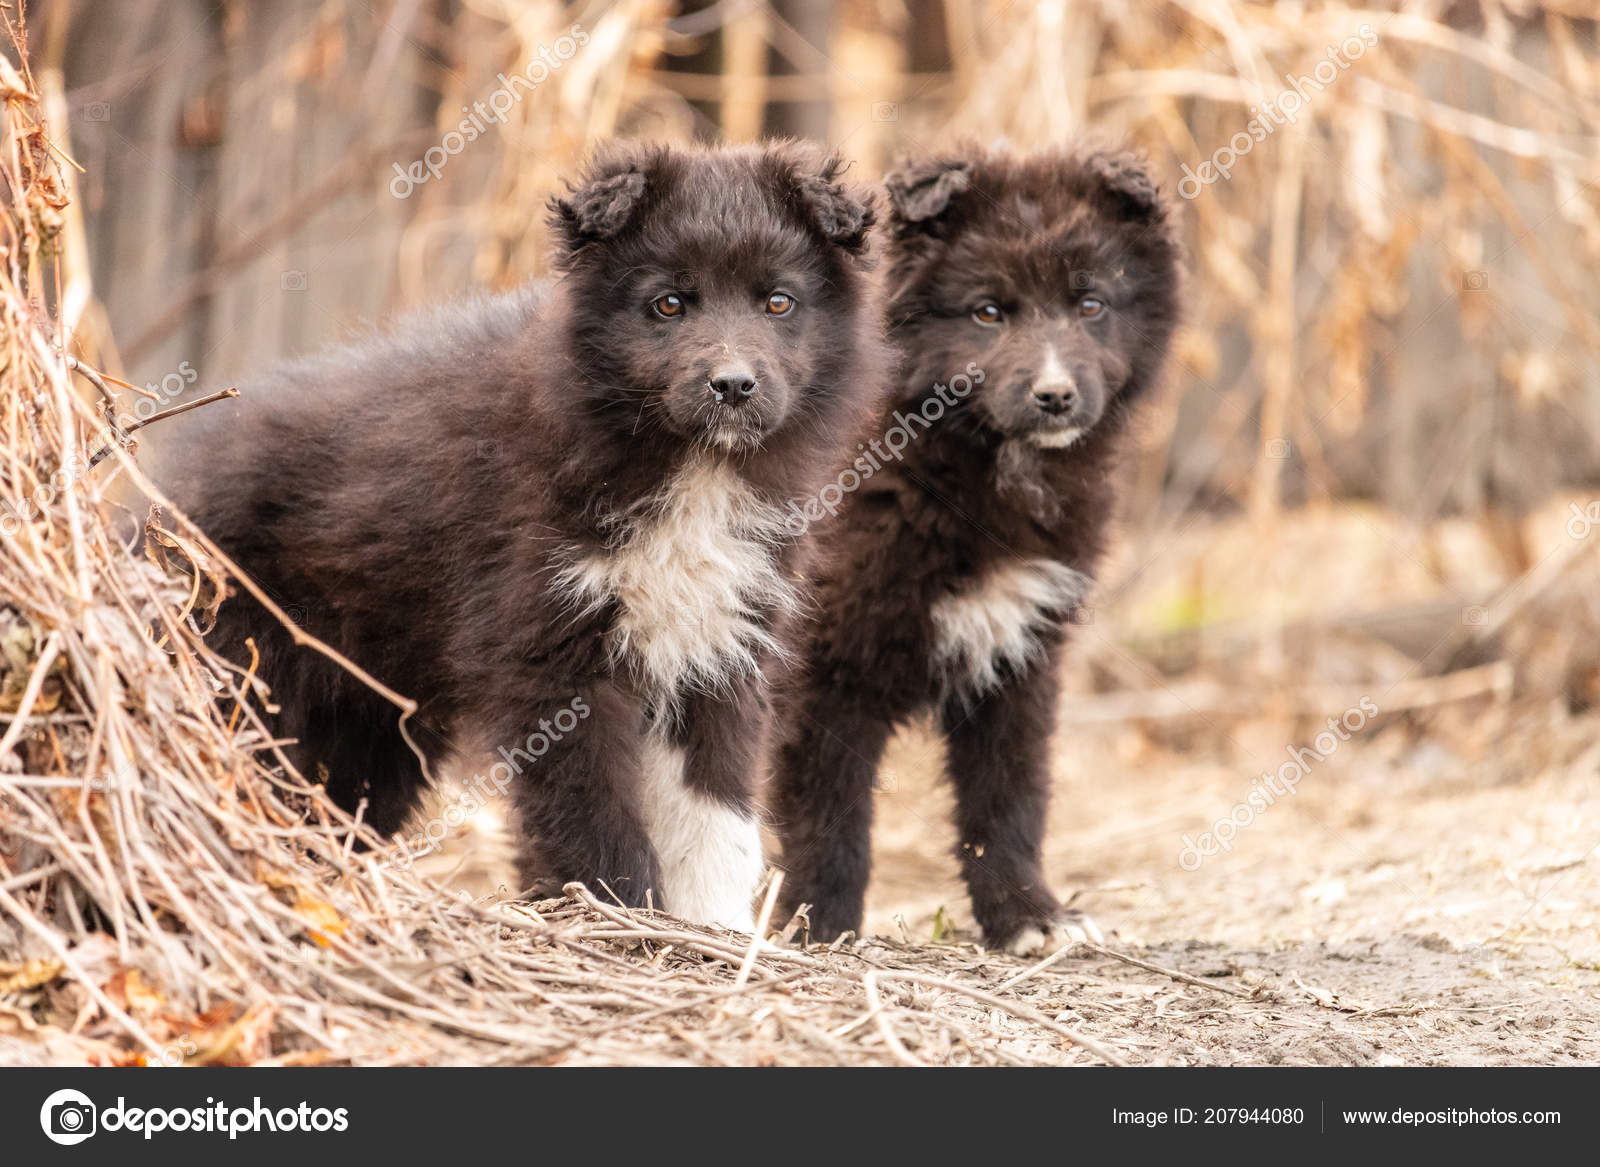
735,871 -> 784,987
865,971 -> 1128,1067
561,882 -> 817,971
554,888 -> 1139,1064
1081,943 -> 1254,999
539,968 -> 817,1060
992,939 -> 1253,1006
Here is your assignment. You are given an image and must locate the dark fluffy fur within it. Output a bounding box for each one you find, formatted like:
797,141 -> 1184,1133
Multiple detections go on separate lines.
153,140 -> 888,917
771,143 -> 1182,950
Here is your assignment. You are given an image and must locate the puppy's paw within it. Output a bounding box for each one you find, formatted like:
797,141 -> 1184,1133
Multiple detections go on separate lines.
1002,910 -> 1104,957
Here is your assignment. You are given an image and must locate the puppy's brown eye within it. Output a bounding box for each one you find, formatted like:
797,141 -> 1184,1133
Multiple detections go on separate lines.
766,292 -> 795,316
651,294 -> 684,319
972,302 -> 1004,326
1080,298 -> 1105,319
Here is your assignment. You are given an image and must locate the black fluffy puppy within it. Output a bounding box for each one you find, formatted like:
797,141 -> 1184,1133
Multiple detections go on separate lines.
772,144 -> 1181,953
154,141 -> 887,931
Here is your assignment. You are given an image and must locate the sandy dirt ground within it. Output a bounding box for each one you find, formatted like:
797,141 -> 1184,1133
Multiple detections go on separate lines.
421,697 -> 1600,1066
856,709 -> 1600,1065
420,502 -> 1600,1065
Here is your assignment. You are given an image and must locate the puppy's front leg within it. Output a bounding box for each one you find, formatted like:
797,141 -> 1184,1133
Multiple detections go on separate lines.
771,687 -> 894,942
940,656 -> 1103,955
504,683 -> 663,909
637,683 -> 768,932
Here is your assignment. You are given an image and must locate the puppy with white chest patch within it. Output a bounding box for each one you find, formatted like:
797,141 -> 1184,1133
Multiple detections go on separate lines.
771,143 -> 1182,954
153,141 -> 889,932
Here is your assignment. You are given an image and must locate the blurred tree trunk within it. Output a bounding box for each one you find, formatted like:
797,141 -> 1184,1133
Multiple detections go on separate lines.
765,0 -> 831,140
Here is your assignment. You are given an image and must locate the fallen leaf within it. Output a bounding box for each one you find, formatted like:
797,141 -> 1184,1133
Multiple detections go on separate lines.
0,958 -> 63,994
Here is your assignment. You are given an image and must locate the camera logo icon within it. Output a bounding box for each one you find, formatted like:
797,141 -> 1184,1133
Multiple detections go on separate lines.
1265,437 -> 1292,460
281,270 -> 308,292
871,101 -> 899,122
40,1089 -> 97,1145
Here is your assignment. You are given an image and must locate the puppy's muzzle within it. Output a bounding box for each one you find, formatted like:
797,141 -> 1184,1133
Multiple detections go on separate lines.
707,362 -> 759,405
1027,377 -> 1077,417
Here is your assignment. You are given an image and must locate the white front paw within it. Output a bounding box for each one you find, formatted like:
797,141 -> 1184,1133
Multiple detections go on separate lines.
1003,910 -> 1104,957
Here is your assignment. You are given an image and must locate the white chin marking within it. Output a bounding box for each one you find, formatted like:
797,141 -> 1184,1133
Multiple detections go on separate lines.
1004,912 -> 1104,957
636,732 -> 762,932
552,458 -> 796,709
930,557 -> 1090,695
1031,426 -> 1085,449
710,423 -> 761,451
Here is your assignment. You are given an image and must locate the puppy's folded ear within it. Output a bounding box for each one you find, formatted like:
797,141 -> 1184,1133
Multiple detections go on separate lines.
548,147 -> 659,259
1085,149 -> 1166,223
783,149 -> 876,253
885,158 -> 971,231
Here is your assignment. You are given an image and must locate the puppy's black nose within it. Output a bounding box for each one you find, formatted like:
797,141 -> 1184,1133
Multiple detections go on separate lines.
708,371 -> 758,404
1031,382 -> 1076,416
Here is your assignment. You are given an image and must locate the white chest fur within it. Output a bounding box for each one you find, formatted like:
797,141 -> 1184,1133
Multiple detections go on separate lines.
929,557 -> 1090,695
554,460 -> 796,706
